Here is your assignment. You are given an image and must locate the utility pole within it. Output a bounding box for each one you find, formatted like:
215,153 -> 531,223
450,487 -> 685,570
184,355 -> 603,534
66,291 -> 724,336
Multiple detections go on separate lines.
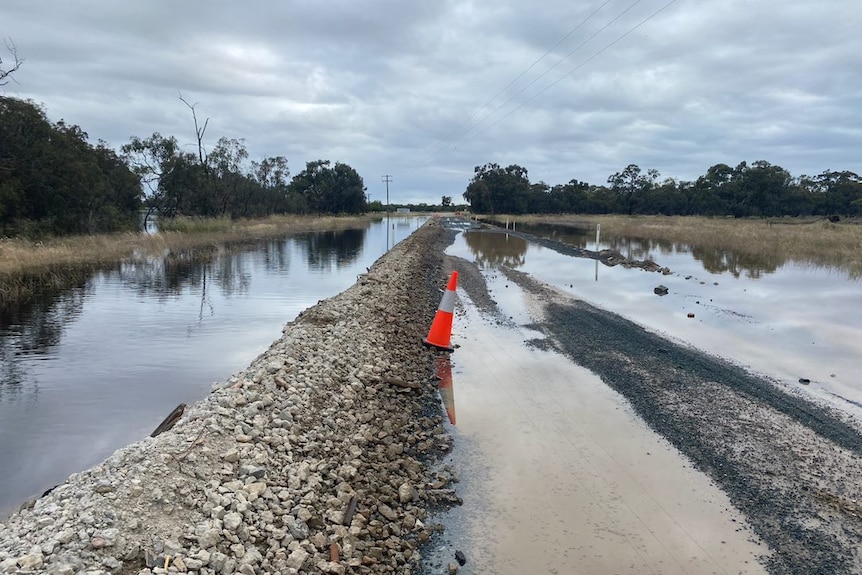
382,175 -> 392,210
382,175 -> 393,250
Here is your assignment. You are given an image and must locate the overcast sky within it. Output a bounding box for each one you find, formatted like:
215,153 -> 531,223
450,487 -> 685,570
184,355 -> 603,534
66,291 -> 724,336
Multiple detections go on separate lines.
2,1 -> 861,204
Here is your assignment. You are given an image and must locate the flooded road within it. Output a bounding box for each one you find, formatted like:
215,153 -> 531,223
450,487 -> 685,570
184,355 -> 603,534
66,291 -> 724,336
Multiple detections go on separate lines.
431,221 -> 862,574
435,286 -> 768,574
453,226 -> 862,419
0,216 -> 424,515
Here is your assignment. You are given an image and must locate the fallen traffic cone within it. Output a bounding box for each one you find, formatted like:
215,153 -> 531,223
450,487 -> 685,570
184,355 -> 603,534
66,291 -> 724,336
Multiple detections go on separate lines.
423,271 -> 458,351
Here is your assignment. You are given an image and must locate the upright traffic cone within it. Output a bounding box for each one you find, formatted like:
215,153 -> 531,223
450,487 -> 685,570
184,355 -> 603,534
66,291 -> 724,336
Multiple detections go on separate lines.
423,271 -> 458,351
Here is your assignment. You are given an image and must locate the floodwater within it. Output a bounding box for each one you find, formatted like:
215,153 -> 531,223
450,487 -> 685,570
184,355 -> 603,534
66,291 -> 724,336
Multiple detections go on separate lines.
431,285 -> 769,574
433,221 -> 862,573
0,216 -> 424,516
452,226 -> 862,420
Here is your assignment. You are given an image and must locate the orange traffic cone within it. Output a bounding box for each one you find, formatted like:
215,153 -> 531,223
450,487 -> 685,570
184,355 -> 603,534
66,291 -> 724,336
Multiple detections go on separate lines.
423,271 -> 458,351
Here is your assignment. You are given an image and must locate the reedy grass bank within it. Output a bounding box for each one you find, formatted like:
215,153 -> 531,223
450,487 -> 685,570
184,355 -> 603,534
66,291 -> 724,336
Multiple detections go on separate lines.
0,214 -> 380,303
482,214 -> 862,278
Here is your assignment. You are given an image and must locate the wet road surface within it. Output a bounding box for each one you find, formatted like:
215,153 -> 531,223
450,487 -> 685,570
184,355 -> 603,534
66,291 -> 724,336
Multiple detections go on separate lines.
432,221 -> 862,574
436,276 -> 769,574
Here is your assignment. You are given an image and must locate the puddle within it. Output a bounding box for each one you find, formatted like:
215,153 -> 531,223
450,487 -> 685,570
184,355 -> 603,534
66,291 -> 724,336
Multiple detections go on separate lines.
435,356 -> 456,425
431,277 -> 769,574
448,229 -> 862,421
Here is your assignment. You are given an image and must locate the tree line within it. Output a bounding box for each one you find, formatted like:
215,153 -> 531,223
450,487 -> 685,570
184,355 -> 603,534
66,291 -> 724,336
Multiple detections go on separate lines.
0,96 -> 368,237
0,97 -> 141,235
464,161 -> 862,217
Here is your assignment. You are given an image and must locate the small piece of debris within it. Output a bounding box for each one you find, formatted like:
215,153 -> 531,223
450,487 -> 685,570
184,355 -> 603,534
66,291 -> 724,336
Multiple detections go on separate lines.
455,550 -> 466,566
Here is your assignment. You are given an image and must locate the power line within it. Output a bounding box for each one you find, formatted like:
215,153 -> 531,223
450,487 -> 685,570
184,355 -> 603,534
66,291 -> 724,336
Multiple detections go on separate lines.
456,0 -> 645,142
476,0 -> 679,136
443,0 -> 615,142
412,0 -> 678,168
413,0 -> 616,167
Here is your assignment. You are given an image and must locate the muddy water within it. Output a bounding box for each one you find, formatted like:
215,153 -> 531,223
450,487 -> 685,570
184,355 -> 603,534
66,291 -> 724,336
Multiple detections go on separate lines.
431,223 -> 861,573
435,281 -> 769,574
0,216 -> 424,515
451,229 -> 862,420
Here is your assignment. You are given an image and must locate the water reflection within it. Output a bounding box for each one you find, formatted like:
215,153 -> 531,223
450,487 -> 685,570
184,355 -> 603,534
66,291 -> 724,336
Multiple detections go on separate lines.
688,246 -> 782,279
259,238 -> 292,273
510,224 -> 801,281
1,226 -> 370,381
0,285 -> 89,400
511,222 -> 592,248
435,356 -> 457,425
464,231 -> 528,269
300,228 -> 366,271
0,218 -> 404,515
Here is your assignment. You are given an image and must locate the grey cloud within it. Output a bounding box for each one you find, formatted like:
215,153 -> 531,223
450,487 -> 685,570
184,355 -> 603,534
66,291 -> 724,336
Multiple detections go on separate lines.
2,0 -> 861,203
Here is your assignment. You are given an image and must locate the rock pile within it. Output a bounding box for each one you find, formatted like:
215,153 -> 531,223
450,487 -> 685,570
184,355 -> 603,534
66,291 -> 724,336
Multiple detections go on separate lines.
0,219 -> 457,575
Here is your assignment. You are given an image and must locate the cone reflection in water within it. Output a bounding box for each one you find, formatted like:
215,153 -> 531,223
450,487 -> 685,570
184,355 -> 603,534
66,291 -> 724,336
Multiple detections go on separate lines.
435,356 -> 456,425
423,271 -> 458,351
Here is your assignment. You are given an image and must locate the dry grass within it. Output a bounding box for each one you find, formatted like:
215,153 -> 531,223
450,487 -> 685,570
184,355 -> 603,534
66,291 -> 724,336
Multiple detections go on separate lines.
0,214 -> 380,302
481,214 -> 862,277
0,215 -> 376,275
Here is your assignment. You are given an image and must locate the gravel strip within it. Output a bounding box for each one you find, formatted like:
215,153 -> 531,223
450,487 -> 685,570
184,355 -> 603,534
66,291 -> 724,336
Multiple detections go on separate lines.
0,219 -> 459,575
503,266 -> 862,575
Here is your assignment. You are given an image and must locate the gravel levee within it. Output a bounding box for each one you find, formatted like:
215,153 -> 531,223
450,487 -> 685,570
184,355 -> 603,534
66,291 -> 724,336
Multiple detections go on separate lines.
0,219 -> 459,575
502,266 -> 862,575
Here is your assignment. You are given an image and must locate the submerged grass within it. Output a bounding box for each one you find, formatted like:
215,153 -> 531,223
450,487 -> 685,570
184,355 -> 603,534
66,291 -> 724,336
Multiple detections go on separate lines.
0,214 -> 380,303
481,214 -> 862,278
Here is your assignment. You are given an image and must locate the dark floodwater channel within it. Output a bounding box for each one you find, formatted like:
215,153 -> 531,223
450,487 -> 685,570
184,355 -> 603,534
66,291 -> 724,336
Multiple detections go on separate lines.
0,216 -> 424,515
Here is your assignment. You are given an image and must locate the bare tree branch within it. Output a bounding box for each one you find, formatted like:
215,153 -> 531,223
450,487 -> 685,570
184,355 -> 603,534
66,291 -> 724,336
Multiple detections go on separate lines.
0,38 -> 23,87
178,92 -> 209,167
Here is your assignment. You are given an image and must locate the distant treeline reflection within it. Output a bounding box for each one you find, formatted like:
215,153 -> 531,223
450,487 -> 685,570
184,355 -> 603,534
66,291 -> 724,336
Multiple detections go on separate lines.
0,283 -> 88,399
488,222 -> 786,279
464,231 -> 527,269
0,227 -> 367,395
603,236 -> 782,279
301,228 -> 366,271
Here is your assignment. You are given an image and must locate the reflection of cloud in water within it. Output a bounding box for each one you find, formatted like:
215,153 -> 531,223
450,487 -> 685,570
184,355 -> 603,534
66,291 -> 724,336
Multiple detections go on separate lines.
0,228 -> 369,406
464,231 -> 527,269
